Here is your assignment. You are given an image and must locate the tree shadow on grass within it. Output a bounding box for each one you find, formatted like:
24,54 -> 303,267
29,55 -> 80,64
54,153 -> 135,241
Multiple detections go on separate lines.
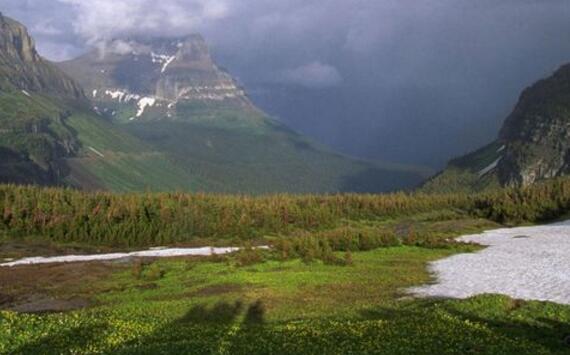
177,300 -> 244,324
358,299 -> 439,320
243,300 -> 265,326
114,300 -> 266,354
9,300 -> 266,355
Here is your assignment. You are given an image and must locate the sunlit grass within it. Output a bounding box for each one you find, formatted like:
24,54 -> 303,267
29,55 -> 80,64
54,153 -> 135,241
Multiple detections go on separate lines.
2,246 -> 569,354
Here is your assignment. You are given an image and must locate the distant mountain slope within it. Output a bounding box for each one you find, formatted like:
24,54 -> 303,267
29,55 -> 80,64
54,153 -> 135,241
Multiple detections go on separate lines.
421,142 -> 502,193
58,36 -> 429,193
424,63 -> 570,193
0,13 -> 204,190
59,36 -> 253,119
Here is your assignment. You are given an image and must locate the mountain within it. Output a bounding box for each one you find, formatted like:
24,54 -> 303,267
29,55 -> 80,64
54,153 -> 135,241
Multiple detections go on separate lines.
58,36 -> 254,123
423,63 -> 570,193
0,13 -> 207,190
58,36 -> 429,193
0,13 -> 83,185
0,15 -> 82,97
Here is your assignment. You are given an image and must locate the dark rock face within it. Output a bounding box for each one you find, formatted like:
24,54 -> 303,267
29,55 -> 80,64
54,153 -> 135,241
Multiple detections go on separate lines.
423,62 -> 570,192
0,15 -> 40,62
498,64 -> 570,186
0,13 -> 84,98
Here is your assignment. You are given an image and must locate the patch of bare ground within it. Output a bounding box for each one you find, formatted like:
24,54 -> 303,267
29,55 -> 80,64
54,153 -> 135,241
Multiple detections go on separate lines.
145,283 -> 251,302
0,261 -> 127,313
0,239 -> 120,260
192,283 -> 246,297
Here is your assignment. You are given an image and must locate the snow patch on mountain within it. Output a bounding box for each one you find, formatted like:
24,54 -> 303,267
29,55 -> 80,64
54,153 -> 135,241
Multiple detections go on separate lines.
135,97 -> 157,118
88,146 -> 105,158
104,89 -> 141,103
151,52 -> 176,73
176,84 -> 245,101
478,157 -> 502,177
105,89 -> 126,101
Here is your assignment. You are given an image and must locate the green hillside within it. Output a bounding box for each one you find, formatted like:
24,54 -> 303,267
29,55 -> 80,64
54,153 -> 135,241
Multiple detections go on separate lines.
61,112 -> 204,192
0,87 -> 200,190
123,114 -> 428,194
421,141 -> 503,194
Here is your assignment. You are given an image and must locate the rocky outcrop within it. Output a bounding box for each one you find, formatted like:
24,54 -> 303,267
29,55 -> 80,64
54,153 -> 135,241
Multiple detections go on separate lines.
0,13 -> 84,98
423,62 -> 570,192
497,64 -> 570,186
0,14 -> 86,186
0,14 -> 40,62
154,35 -> 248,102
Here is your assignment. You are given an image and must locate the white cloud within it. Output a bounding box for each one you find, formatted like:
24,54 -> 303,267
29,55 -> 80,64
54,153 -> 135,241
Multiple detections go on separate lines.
101,39 -> 153,56
34,41 -> 82,62
279,62 -> 342,88
32,21 -> 64,36
57,0 -> 231,44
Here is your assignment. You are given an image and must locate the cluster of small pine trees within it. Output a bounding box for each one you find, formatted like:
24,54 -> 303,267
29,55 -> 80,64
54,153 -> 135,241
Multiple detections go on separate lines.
1,177 -> 570,247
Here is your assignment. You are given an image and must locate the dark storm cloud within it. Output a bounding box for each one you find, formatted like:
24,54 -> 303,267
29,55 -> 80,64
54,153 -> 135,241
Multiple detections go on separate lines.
2,0 -> 570,166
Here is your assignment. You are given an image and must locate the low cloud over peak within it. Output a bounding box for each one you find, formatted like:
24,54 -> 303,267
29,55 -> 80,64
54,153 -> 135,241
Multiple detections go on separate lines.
57,0 -> 230,44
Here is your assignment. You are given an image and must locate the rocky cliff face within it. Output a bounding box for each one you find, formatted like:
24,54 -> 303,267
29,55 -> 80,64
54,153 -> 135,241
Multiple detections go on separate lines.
0,14 -> 86,185
497,64 -> 570,187
423,62 -> 570,192
59,35 -> 251,121
0,15 -> 39,62
0,13 -> 83,98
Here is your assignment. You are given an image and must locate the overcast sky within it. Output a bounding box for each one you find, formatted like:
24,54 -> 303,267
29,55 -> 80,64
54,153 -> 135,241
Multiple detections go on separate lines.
3,0 -> 570,167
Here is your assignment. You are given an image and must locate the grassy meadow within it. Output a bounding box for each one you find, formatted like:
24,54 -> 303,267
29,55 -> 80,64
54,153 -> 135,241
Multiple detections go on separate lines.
2,246 -> 570,354
1,180 -> 570,353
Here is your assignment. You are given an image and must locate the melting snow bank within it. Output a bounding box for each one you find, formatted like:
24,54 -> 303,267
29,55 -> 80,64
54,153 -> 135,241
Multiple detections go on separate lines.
410,220 -> 570,305
0,246 -> 270,268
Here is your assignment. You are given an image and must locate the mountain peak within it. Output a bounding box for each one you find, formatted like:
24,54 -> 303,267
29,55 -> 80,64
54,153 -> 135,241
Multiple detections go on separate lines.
0,14 -> 83,98
59,33 -> 251,121
0,14 -> 40,63
98,34 -> 213,74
